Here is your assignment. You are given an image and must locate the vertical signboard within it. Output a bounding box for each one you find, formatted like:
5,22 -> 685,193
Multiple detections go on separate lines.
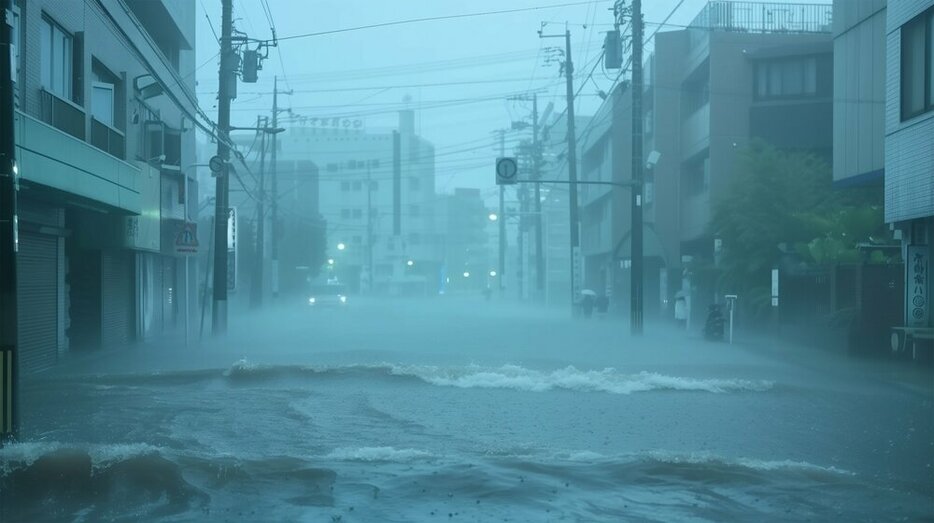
907,245 -> 929,327
227,207 -> 237,292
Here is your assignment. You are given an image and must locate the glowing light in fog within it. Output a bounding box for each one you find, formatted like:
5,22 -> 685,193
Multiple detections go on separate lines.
488,213 -> 498,221
328,258 -> 335,265
489,270 -> 497,277
337,243 -> 346,251
463,271 -> 470,278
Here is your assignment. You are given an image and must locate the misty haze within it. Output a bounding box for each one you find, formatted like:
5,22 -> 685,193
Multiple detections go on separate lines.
0,0 -> 932,522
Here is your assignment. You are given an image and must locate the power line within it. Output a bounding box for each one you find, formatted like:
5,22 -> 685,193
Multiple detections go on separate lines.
277,1 -> 600,42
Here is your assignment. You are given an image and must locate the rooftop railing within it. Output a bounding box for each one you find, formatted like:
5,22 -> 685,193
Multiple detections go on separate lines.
689,1 -> 833,34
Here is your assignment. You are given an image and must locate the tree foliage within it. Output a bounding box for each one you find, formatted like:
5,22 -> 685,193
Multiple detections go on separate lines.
710,141 -> 886,317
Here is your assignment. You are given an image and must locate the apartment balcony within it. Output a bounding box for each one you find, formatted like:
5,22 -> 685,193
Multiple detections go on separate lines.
39,88 -> 85,141
681,103 -> 711,159
90,118 -> 126,160
14,110 -> 140,214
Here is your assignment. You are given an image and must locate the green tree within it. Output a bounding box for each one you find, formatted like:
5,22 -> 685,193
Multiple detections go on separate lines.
710,141 -> 885,318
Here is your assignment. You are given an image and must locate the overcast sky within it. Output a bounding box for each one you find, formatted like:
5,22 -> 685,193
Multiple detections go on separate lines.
194,0 -> 831,200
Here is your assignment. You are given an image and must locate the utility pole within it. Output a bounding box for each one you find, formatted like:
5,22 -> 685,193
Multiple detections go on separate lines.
1,0 -> 21,441
250,116 -> 267,308
630,0 -> 644,335
270,76 -> 291,300
532,94 -> 545,301
366,161 -> 374,292
212,0 -> 234,335
541,27 -> 581,315
563,30 -> 581,317
498,130 -> 506,296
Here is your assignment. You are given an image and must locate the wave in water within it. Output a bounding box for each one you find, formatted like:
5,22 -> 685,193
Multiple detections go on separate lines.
325,446 -> 436,462
389,364 -> 774,394
223,360 -> 774,395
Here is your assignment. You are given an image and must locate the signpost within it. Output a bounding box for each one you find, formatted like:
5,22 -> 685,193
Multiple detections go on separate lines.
227,207 -> 237,292
174,222 -> 199,256
907,245 -> 929,327
495,157 -> 518,185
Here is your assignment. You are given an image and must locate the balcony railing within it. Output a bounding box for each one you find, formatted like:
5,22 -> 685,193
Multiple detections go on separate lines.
39,88 -> 85,141
91,118 -> 126,160
690,1 -> 833,34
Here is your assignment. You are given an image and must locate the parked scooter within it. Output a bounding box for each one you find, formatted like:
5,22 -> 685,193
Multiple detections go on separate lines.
704,304 -> 726,341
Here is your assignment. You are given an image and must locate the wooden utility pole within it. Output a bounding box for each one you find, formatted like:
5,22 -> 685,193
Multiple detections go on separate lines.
1,0 -> 21,441
630,0 -> 644,335
212,0 -> 234,335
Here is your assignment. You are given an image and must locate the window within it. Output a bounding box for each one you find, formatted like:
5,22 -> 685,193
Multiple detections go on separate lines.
346,160 -> 356,170
340,209 -> 351,219
370,159 -> 381,169
352,236 -> 362,244
408,233 -> 420,245
327,163 -> 339,172
409,177 -> 421,191
91,83 -> 114,126
40,16 -> 74,101
754,57 -> 819,100
352,209 -> 362,219
352,181 -> 362,191
370,180 -> 379,191
11,6 -> 20,84
409,204 -> 420,217
682,153 -> 709,196
901,6 -> 934,120
340,181 -> 350,191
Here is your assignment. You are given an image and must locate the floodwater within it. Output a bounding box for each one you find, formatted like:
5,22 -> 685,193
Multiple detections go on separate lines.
1,298 -> 932,522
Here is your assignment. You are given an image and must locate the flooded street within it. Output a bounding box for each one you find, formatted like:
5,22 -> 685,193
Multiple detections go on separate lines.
3,299 -> 931,522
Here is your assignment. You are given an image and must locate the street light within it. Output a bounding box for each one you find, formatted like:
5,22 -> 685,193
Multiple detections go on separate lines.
463,271 -> 471,278
327,258 -> 335,265
489,270 -> 497,277
488,213 -> 498,222
337,242 -> 346,251
406,259 -> 415,267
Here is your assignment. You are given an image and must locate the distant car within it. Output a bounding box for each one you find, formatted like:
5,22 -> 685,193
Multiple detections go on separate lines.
308,284 -> 348,308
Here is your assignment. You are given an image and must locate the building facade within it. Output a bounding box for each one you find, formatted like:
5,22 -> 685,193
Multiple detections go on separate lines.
578,1 -> 834,324
11,0 -> 198,373
886,0 -> 934,331
269,110 -> 441,295
833,0 -> 934,340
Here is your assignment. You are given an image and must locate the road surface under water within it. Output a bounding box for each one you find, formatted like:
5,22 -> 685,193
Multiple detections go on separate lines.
1,298 -> 932,522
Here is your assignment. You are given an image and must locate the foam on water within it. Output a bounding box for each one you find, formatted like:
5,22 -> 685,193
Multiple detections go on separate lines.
0,441 -> 161,474
389,364 -> 774,394
325,446 -> 436,462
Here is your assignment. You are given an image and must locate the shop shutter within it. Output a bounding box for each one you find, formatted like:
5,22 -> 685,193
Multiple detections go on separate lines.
17,234 -> 59,374
101,251 -> 132,349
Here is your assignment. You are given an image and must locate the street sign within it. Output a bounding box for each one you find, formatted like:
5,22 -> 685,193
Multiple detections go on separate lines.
907,245 -> 929,327
209,155 -> 226,177
174,222 -> 198,256
495,157 -> 518,185
228,207 -> 237,292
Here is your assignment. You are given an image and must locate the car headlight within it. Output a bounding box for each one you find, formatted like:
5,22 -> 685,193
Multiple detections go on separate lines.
339,295 -> 347,303
308,297 -> 316,304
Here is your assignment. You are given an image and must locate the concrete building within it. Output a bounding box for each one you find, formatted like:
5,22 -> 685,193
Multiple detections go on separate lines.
268,110 -> 440,295
578,1 -> 834,323
436,188 -> 492,294
886,0 -> 934,334
11,0 -> 198,373
833,0 -> 934,346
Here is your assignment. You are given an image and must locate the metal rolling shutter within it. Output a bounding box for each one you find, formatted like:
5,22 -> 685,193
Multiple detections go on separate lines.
17,234 -> 59,374
101,251 -> 132,349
